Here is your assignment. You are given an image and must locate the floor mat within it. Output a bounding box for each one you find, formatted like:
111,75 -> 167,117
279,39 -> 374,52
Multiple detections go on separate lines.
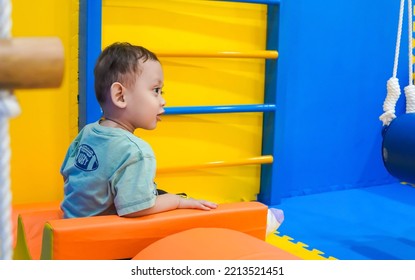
272,182 -> 415,260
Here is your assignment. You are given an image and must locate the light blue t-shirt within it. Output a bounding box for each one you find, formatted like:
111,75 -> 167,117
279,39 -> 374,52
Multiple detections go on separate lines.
60,121 -> 158,218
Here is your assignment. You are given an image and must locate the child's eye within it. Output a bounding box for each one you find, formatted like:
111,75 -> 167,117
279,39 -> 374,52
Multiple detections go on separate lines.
153,88 -> 164,95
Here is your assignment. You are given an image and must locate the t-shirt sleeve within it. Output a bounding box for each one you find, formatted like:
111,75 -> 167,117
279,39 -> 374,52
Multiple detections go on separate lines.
111,154 -> 157,216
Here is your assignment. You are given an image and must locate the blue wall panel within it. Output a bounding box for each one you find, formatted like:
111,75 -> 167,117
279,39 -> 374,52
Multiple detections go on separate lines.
272,0 -> 407,201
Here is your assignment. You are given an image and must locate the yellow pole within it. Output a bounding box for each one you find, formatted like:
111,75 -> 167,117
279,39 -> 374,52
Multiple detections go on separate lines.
156,50 -> 278,59
157,155 -> 273,174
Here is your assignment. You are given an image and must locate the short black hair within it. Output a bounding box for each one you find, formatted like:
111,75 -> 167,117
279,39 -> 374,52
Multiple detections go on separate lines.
94,42 -> 159,105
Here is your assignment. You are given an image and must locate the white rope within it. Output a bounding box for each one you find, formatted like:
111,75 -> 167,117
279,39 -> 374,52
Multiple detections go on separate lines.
0,0 -> 21,260
404,84 -> 415,112
379,0 -> 405,126
380,77 -> 401,125
393,0 -> 405,78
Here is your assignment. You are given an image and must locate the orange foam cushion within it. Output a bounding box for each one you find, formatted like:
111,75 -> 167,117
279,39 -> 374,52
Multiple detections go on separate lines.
44,201 -> 268,260
133,227 -> 301,260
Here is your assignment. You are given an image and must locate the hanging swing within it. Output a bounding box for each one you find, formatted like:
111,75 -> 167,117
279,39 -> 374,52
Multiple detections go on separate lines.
381,0 -> 415,183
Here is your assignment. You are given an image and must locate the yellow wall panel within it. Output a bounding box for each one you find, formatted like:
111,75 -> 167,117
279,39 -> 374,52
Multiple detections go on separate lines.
103,0 -> 268,202
9,0 -> 78,204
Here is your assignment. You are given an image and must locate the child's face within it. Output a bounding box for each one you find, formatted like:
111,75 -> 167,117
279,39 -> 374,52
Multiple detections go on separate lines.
124,60 -> 165,130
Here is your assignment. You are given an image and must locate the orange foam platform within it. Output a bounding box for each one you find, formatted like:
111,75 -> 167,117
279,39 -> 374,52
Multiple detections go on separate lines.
13,201 -> 269,260
133,227 -> 301,260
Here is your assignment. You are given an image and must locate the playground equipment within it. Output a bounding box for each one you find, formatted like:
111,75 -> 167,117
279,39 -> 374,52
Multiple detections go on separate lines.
13,201 -> 300,260
381,0 -> 415,183
80,0 -> 281,205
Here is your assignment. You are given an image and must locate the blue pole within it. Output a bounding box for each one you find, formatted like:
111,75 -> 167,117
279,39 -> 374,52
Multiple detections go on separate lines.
164,104 -> 276,115
258,4 -> 280,205
217,0 -> 280,5
79,0 -> 102,129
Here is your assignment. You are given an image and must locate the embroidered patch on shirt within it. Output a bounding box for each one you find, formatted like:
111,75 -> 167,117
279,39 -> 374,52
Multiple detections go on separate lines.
74,144 -> 99,171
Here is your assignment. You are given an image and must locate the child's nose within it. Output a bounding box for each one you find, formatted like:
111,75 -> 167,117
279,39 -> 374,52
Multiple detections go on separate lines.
160,95 -> 166,106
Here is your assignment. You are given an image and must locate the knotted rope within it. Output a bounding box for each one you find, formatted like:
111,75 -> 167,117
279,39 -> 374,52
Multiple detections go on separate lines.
380,0 -> 415,125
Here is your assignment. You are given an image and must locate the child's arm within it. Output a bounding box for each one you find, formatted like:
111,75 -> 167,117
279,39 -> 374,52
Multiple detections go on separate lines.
122,193 -> 217,218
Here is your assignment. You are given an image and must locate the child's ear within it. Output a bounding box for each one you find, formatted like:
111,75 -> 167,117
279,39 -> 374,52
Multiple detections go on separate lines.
110,82 -> 127,109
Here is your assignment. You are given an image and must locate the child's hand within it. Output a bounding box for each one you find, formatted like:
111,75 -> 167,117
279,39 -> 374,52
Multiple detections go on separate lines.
178,197 -> 218,210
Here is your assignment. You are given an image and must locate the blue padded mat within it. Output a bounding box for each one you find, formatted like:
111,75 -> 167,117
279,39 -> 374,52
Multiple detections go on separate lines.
274,183 -> 415,260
